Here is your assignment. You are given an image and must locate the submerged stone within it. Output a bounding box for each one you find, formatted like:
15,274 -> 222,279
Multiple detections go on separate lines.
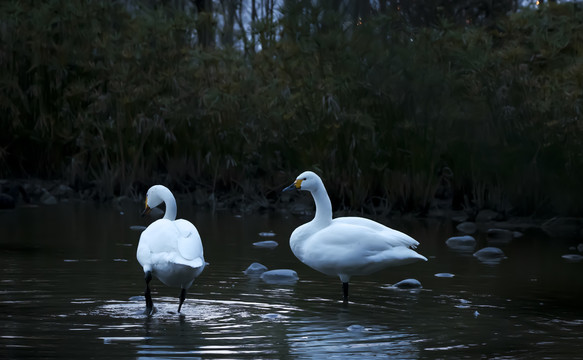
434,273 -> 455,278
262,313 -> 284,320
393,278 -> 422,289
347,324 -> 366,332
446,235 -> 476,250
253,240 -> 278,248
487,228 -> 514,240
561,254 -> 583,262
260,269 -> 299,284
476,209 -> 499,222
542,217 -> 583,238
244,262 -> 268,275
473,247 -> 505,264
474,247 -> 505,259
258,231 -> 276,237
456,222 -> 477,234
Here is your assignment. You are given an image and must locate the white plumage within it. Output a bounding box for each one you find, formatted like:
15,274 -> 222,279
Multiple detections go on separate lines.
137,185 -> 205,314
283,171 -> 427,302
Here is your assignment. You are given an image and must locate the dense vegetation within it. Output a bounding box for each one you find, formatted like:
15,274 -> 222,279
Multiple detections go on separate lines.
1,1 -> 583,216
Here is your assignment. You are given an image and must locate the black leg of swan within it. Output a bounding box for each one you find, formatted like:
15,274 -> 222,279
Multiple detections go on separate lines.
144,271 -> 153,315
178,288 -> 186,313
342,282 -> 349,303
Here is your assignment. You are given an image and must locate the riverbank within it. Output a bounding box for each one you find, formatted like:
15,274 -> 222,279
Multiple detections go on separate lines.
3,177 -> 583,241
4,4 -> 583,218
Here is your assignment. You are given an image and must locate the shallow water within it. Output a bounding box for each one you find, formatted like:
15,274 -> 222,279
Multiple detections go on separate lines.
1,202 -> 582,359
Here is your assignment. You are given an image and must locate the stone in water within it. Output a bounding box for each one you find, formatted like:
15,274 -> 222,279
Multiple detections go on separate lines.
260,269 -> 299,284
434,273 -> 455,278
244,262 -> 268,275
446,235 -> 476,250
473,247 -> 505,264
393,278 -> 422,289
253,240 -> 278,248
456,222 -> 477,234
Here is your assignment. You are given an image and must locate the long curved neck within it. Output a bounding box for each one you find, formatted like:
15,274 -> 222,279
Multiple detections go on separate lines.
311,185 -> 332,225
160,188 -> 177,221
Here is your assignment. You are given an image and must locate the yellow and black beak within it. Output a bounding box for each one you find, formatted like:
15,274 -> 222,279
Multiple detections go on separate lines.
141,198 -> 152,217
282,179 -> 303,192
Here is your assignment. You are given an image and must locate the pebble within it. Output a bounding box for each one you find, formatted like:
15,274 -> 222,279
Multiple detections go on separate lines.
253,240 -> 278,248
434,273 -> 455,278
561,254 -> 583,262
347,324 -> 366,332
258,231 -> 276,237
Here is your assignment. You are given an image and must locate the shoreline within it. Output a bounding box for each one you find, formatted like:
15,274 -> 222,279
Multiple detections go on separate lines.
2,178 -> 582,240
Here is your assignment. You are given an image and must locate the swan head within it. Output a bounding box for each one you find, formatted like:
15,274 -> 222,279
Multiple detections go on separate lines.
283,171 -> 323,193
142,185 -> 169,216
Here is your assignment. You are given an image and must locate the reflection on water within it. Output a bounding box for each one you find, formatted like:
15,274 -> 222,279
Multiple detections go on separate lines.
1,202 -> 583,358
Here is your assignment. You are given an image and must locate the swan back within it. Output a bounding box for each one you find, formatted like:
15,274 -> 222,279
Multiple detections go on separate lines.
286,171 -> 427,283
138,185 -> 205,289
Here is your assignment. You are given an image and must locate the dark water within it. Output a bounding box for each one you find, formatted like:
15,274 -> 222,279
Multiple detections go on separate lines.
1,202 -> 583,359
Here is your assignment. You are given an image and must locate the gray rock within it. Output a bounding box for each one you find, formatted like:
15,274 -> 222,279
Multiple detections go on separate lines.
393,278 -> 422,289
347,324 -> 366,332
456,222 -> 477,234
473,247 -> 505,264
253,240 -> 278,248
446,235 -> 476,250
52,184 -> 74,199
542,217 -> 583,238
258,231 -> 276,237
476,209 -> 499,222
244,262 -> 268,275
260,269 -> 298,284
434,273 -> 455,278
40,189 -> 57,205
561,254 -> 583,262
487,228 -> 514,240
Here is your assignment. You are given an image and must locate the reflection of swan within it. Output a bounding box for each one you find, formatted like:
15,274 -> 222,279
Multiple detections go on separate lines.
283,171 -> 427,302
137,185 -> 205,314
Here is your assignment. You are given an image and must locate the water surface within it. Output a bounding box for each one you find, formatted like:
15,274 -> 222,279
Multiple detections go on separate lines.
1,202 -> 582,358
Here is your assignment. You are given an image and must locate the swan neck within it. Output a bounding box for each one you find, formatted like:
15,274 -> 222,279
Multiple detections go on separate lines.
312,186 -> 332,224
161,190 -> 177,221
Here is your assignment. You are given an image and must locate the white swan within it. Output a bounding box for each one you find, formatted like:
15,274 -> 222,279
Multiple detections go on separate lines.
137,185 -> 205,314
283,171 -> 427,302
